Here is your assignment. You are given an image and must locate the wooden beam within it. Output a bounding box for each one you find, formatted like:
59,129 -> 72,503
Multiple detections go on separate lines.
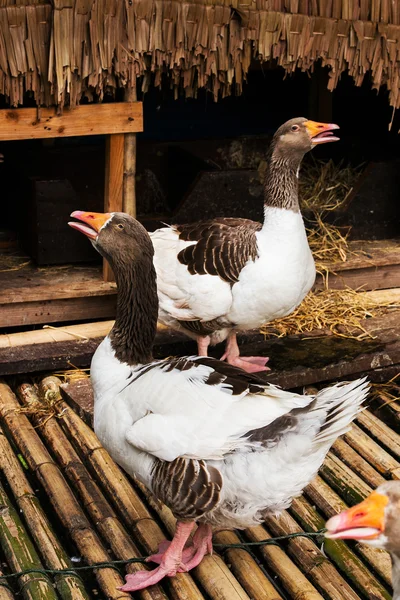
103,134 -> 124,282
0,102 -> 143,141
0,296 -> 116,329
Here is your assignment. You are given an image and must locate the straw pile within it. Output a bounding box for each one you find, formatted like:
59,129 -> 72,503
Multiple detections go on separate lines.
261,289 -> 398,340
1,1 -> 400,109
300,158 -> 365,273
0,254 -> 31,273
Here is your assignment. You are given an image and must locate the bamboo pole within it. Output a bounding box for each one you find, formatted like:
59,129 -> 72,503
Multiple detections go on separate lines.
18,378 -> 166,600
305,476 -> 392,588
17,380 -> 167,600
291,494 -> 391,600
0,483 -> 57,600
370,393 -> 400,434
0,381 -> 130,600
320,452 -> 372,505
123,87 -> 137,217
37,377 -> 206,600
0,424 -> 90,600
264,510 -> 361,600
0,570 -> 15,600
357,408 -> 400,459
344,423 -> 400,479
214,530 -> 283,600
134,479 -> 251,600
331,438 -> 385,489
244,525 -> 323,600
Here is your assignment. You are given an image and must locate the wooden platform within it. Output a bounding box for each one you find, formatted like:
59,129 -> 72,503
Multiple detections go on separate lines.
0,261 -> 116,328
0,372 -> 398,600
0,238 -> 399,329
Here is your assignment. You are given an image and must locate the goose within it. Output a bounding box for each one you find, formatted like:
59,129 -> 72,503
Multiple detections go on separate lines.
325,482 -> 400,600
149,117 -> 340,373
69,209 -> 368,592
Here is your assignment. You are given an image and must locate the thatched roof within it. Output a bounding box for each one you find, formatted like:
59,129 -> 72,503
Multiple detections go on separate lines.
1,0 -> 400,109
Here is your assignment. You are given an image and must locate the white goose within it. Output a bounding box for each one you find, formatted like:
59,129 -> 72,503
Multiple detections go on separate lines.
69,210 -> 368,592
150,117 -> 340,373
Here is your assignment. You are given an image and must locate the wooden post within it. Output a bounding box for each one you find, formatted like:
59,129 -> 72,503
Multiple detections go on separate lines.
123,86 -> 137,217
103,134 -> 124,281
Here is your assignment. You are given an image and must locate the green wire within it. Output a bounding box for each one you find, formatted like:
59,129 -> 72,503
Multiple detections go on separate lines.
0,529 -> 327,583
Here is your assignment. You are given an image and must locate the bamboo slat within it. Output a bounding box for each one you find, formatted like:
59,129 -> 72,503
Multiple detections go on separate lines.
331,437 -> 385,488
16,380 -> 167,600
38,377 -> 206,600
320,452 -> 372,505
344,423 -> 400,479
264,511 -> 361,600
0,381 -> 131,599
244,525 -> 323,600
358,407 -> 400,456
0,483 -> 58,600
0,368 -> 400,599
0,424 -> 90,600
0,572 -> 15,600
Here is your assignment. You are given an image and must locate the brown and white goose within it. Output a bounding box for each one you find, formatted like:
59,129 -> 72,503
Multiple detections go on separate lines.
326,482 -> 400,600
69,210 -> 367,592
149,117 -> 339,372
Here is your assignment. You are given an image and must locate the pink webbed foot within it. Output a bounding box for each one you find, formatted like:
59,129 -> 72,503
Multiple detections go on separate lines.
222,354 -> 270,373
146,540 -> 196,568
118,521 -> 196,592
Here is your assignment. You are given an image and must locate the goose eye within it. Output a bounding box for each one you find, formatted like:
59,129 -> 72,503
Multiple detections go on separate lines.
291,125 -> 300,132
117,223 -> 124,230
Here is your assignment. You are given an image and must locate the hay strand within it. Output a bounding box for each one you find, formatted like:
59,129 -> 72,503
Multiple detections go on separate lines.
261,288 -> 398,340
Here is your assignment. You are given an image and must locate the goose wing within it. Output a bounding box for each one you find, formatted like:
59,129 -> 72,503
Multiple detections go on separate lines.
175,218 -> 262,284
124,356 -> 313,463
150,219 -> 262,325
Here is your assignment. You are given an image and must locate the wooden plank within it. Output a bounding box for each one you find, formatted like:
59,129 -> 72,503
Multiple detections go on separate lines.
0,102 -> 143,141
314,264 -> 400,291
0,295 -> 116,328
103,133 -> 124,282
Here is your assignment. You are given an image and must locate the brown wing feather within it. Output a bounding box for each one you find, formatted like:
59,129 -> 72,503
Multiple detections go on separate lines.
175,218 -> 262,284
151,457 -> 223,520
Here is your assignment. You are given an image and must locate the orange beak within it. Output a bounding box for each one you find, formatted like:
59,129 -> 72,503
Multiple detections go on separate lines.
305,120 -> 340,144
325,491 -> 388,541
68,211 -> 112,240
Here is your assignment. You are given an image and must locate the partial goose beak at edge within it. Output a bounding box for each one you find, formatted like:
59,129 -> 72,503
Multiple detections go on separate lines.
68,211 -> 112,240
305,120 -> 340,144
325,491 -> 388,541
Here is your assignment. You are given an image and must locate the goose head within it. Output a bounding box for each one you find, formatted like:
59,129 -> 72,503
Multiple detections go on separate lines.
68,211 -> 154,269
273,117 -> 340,157
325,481 -> 400,553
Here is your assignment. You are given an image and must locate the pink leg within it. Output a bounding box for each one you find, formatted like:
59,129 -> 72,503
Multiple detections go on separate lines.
118,521 -> 195,592
181,523 -> 213,570
146,524 -> 213,571
221,332 -> 270,373
197,336 -> 210,356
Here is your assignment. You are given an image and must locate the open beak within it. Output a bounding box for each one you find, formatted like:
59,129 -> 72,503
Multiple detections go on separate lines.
68,211 -> 112,240
305,120 -> 340,144
325,491 -> 388,541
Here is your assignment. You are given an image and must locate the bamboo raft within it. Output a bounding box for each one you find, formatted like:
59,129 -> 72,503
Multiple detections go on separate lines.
0,371 -> 398,600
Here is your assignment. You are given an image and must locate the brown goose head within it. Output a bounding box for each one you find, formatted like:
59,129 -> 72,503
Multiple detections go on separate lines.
325,482 -> 400,554
272,117 -> 340,158
68,211 -> 154,269
69,210 -> 158,365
